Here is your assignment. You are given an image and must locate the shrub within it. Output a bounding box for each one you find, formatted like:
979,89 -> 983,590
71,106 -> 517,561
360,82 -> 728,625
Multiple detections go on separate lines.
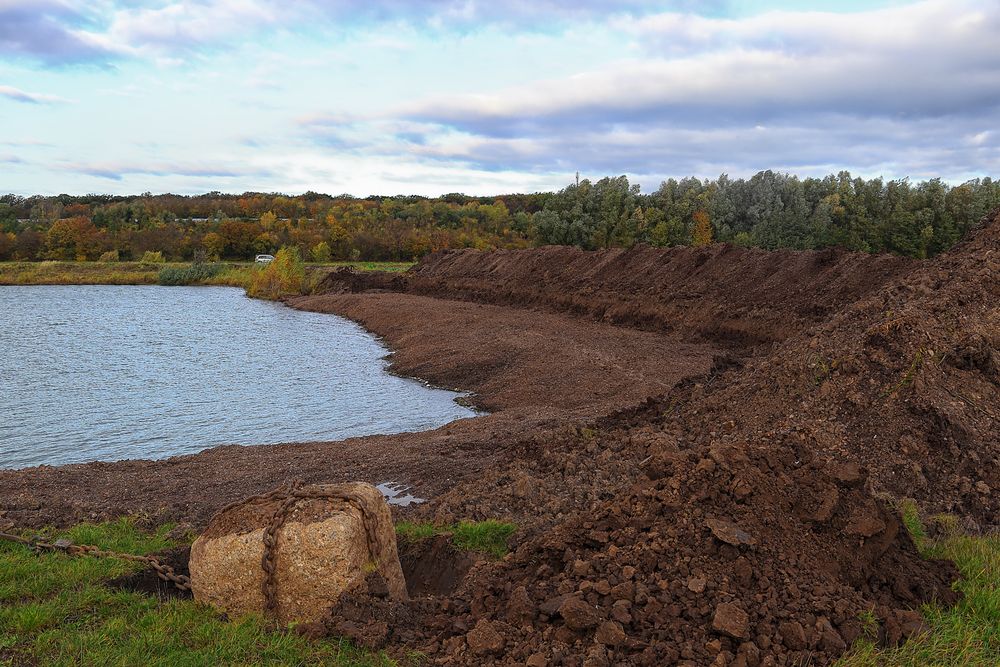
99,250 -> 119,262
157,263 -> 225,286
247,246 -> 305,299
139,251 -> 165,264
311,241 -> 332,263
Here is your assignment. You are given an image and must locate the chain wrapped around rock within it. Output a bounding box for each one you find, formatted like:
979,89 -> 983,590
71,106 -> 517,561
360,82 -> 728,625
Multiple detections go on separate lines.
190,480 -> 407,624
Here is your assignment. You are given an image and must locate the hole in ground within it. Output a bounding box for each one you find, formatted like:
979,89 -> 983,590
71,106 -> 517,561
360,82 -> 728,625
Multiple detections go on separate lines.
105,545 -> 193,600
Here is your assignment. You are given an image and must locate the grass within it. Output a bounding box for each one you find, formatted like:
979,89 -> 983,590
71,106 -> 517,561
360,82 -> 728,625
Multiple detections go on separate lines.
0,260 -> 414,287
395,520 -> 517,559
835,501 -> 1000,666
2,509 -> 992,665
0,518 -> 393,667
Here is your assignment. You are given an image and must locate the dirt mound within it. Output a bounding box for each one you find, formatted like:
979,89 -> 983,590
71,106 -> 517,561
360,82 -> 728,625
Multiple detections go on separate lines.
313,216 -> 998,664
319,418 -> 959,665
317,243 -> 913,351
658,211 -> 1000,525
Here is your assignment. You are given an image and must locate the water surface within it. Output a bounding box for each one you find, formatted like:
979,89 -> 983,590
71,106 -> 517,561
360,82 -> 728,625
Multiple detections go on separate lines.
0,285 -> 475,469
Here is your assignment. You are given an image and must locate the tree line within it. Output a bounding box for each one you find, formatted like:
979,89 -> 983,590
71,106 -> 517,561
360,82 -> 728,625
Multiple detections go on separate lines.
1,171 -> 998,263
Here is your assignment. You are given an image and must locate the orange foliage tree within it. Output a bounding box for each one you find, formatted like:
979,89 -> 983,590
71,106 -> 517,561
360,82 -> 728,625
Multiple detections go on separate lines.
691,210 -> 713,247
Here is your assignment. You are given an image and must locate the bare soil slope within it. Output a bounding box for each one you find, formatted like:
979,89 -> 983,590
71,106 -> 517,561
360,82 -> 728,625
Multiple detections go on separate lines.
317,243 -> 913,351
314,218 -> 996,666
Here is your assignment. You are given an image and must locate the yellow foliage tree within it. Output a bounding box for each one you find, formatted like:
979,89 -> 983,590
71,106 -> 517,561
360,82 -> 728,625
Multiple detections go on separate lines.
691,210 -> 713,247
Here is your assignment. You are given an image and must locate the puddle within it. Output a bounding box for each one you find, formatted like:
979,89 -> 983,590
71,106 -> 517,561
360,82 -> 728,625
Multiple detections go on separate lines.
377,482 -> 425,506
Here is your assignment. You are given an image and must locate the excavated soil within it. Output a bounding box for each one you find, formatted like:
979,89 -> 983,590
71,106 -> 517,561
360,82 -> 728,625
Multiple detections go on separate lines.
3,215 -> 999,666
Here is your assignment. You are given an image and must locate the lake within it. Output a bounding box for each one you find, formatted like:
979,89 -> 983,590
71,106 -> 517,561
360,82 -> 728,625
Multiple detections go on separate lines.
0,285 -> 476,470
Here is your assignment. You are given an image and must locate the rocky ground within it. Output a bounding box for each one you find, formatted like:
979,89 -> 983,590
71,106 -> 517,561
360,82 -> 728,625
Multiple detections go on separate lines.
2,211 -> 997,666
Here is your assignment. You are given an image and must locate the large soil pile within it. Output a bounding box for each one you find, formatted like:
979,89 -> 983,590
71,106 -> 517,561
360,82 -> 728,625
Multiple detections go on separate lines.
317,243 -> 912,351
315,215 -> 998,665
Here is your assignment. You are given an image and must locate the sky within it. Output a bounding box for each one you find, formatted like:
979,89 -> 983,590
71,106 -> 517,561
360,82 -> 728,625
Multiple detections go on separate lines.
0,0 -> 998,196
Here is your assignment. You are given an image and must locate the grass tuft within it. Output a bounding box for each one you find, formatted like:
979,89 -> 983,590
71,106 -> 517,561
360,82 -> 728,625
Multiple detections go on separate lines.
835,506 -> 1000,666
395,520 -> 517,559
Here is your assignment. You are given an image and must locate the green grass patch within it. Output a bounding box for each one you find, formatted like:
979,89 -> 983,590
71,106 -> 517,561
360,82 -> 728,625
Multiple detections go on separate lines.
0,519 -> 392,667
835,502 -> 1000,666
312,261 -> 414,273
0,260 -> 412,287
395,520 -> 516,559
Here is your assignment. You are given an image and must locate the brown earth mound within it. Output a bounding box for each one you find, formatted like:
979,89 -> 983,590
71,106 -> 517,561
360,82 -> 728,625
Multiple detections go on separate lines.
313,215 -> 997,665
316,243 -> 913,351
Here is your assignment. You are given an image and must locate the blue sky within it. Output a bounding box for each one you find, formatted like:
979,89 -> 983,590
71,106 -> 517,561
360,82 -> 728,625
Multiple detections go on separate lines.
1,0 -> 997,196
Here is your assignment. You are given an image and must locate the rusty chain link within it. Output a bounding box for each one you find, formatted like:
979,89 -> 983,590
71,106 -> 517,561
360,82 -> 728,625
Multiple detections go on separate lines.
0,530 -> 191,591
0,480 -> 388,610
249,480 -> 387,616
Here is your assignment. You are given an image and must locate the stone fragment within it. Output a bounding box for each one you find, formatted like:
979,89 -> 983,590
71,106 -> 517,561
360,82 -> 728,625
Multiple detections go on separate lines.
706,518 -> 757,546
189,482 -> 406,625
844,512 -> 886,538
526,653 -> 548,667
830,462 -> 864,487
558,596 -> 603,630
466,619 -> 504,655
687,576 -> 707,593
712,603 -> 749,639
594,620 -> 626,646
778,621 -> 807,650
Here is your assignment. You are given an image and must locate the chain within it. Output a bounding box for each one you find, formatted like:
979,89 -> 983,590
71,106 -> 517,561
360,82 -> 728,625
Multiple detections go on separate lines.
0,480 -> 388,609
251,480 -> 387,616
0,531 -> 191,592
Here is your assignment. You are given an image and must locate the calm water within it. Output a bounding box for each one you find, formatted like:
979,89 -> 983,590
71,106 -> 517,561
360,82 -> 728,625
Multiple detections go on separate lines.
0,286 -> 475,470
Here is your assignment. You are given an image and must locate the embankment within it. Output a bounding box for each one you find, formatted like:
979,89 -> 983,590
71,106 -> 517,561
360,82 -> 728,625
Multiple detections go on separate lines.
316,243 -> 913,351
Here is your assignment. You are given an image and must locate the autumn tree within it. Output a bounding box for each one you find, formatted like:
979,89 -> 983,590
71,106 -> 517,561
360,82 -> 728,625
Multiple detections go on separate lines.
45,216 -> 106,260
691,210 -> 713,247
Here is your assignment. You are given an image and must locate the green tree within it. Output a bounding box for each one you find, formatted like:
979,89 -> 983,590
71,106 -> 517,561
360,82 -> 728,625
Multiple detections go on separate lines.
311,241 -> 332,263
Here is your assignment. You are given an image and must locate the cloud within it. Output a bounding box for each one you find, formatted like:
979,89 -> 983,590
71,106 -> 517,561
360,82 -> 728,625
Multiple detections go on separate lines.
0,0 -> 693,64
0,85 -> 69,104
58,159 -> 277,181
0,1 -> 115,65
405,1 -> 1000,131
352,0 -> 1000,182
85,0 -> 281,58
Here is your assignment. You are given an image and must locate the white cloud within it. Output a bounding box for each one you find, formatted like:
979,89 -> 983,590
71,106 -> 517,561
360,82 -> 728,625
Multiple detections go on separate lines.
352,0 -> 1000,182
0,84 -> 69,104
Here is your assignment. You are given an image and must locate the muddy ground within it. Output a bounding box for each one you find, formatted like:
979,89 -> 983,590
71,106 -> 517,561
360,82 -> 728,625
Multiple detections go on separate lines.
2,212 -> 998,666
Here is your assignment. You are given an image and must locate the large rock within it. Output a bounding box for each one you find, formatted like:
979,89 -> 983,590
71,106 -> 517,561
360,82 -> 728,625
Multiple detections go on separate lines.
189,482 -> 407,624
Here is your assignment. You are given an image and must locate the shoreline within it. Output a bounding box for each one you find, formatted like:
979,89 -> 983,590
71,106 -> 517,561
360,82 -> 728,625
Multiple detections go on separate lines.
0,289 -> 715,529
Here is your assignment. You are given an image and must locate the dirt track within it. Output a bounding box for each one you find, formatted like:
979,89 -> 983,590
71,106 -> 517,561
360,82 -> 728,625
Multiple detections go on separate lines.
3,219 -> 998,666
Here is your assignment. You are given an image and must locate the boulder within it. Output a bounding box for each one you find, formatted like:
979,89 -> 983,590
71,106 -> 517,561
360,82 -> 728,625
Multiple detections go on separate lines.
189,482 -> 407,624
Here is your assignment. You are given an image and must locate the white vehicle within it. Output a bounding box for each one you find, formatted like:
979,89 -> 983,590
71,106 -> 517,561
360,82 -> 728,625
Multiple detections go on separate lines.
255,254 -> 275,264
